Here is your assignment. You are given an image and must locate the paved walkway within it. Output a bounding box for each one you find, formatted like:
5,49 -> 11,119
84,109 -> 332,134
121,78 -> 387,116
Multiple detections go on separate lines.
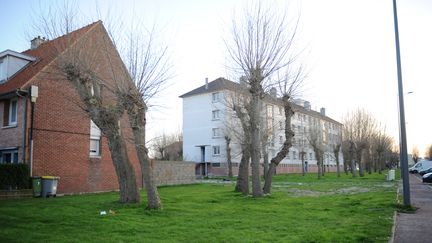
392,173 -> 432,243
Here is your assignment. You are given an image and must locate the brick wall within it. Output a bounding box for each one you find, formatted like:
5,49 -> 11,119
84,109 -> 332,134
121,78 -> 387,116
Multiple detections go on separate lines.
151,160 -> 196,186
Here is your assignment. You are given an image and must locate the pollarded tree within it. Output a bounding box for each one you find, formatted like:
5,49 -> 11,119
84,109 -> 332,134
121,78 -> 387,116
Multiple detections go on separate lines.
263,67 -> 305,194
30,3 -> 169,209
225,2 -> 301,197
307,121 -> 325,179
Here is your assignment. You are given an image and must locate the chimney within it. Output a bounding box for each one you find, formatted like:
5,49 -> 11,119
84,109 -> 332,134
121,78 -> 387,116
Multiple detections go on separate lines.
269,87 -> 277,98
304,101 -> 311,111
320,107 -> 326,116
31,36 -> 46,49
239,76 -> 247,86
205,77 -> 209,90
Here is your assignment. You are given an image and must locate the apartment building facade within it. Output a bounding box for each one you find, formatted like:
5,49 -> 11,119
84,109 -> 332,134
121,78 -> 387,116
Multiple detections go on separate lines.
181,78 -> 343,176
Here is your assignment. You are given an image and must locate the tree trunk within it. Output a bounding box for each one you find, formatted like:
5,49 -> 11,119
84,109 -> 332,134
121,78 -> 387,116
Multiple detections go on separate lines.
317,159 -> 322,179
350,154 -> 356,178
335,154 -> 340,178
343,158 -> 349,175
263,150 -> 269,180
249,94 -> 263,197
377,152 -> 383,174
301,152 -> 305,176
358,150 -> 365,177
263,162 -> 277,193
263,96 -> 294,194
235,148 -> 250,194
225,136 -> 233,178
125,96 -> 162,209
106,131 -> 140,203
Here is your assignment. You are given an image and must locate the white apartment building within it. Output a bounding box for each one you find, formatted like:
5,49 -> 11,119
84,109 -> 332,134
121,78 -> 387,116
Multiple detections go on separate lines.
180,78 -> 343,176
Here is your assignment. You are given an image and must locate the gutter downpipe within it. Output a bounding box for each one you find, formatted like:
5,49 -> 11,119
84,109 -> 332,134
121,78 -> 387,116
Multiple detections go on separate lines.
29,101 -> 35,178
15,89 -> 29,174
23,95 -> 28,169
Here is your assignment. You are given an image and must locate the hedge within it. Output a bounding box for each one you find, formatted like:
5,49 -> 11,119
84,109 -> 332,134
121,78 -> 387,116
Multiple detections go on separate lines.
0,164 -> 30,190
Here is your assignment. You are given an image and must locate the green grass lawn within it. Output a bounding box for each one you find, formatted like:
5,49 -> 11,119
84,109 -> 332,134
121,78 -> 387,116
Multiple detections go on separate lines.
0,172 -> 398,242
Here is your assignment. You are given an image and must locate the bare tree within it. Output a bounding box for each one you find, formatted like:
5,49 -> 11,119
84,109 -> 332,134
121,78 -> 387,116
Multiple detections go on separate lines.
370,129 -> 393,174
225,2 -> 300,197
333,143 -> 341,177
307,122 -> 325,179
152,132 -> 182,161
263,67 -> 304,194
412,146 -> 420,163
30,3 -> 169,209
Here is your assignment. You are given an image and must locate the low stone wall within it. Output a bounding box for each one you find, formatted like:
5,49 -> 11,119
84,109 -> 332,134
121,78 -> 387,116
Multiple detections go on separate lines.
151,160 -> 196,186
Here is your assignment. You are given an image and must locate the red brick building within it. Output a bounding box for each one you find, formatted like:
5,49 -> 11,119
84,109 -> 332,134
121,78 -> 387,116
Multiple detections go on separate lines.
0,21 -> 142,194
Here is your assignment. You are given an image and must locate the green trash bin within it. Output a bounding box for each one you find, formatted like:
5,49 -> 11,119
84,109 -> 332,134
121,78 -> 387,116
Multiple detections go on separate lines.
31,177 -> 42,197
41,176 -> 60,198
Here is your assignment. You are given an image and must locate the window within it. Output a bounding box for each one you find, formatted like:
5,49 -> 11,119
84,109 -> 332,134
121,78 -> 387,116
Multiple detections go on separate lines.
212,92 -> 220,102
0,150 -> 18,164
279,121 -> 283,130
278,107 -> 283,115
212,163 -> 221,167
293,151 -> 297,160
212,110 -> 220,120
279,136 -> 283,144
212,145 -> 220,156
267,105 -> 273,118
90,120 -> 101,157
3,99 -> 17,127
0,60 -> 4,82
212,128 -> 221,138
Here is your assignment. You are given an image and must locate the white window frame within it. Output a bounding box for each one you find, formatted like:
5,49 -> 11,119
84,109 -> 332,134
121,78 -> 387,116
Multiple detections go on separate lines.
212,128 -> 221,138
212,92 -> 220,102
9,99 -> 17,125
212,110 -> 220,120
0,150 -> 19,164
90,120 -> 101,157
212,145 -> 220,156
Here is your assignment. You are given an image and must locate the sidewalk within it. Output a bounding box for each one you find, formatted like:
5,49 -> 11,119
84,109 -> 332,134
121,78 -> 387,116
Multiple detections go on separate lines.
392,173 -> 432,243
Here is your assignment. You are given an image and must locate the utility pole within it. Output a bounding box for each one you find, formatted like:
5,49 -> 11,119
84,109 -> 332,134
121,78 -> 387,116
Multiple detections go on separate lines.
392,0 -> 411,206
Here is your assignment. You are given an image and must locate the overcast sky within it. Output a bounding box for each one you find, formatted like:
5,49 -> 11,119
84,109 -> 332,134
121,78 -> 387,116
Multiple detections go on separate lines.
1,0 -> 431,156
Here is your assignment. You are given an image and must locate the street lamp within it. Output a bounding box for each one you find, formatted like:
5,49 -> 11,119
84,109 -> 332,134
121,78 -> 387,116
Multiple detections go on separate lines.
392,0 -> 411,206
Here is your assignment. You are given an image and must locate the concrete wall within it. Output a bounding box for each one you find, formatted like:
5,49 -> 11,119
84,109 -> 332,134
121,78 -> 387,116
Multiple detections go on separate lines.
182,92 -> 227,164
152,160 -> 196,186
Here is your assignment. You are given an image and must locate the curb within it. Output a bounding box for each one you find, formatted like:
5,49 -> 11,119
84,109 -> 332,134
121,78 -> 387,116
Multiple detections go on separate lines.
388,180 -> 401,243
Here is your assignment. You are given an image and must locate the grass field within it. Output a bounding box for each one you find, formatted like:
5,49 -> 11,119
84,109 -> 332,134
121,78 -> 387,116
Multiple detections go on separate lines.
0,172 -> 398,242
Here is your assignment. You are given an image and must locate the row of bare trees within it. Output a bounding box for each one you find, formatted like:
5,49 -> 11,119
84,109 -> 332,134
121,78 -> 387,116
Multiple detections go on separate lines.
412,145 -> 432,161
342,108 -> 396,177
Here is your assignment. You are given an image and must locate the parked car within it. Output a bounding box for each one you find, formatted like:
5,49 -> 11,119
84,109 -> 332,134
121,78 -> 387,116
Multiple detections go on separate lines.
419,167 -> 432,176
409,160 -> 432,173
422,173 -> 432,183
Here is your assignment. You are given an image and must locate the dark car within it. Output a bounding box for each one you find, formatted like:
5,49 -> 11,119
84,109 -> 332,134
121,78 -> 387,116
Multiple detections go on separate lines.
422,173 -> 432,183
419,167 -> 432,176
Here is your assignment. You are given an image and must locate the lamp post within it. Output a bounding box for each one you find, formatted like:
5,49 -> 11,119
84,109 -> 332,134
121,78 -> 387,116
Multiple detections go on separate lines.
392,0 -> 411,206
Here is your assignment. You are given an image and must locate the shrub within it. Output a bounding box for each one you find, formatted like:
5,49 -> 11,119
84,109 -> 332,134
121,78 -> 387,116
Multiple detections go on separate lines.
0,164 -> 30,190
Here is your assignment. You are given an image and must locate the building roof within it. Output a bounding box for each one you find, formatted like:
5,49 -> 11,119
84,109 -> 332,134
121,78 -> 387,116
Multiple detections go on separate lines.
180,77 -> 342,125
179,77 -> 243,98
0,21 -> 101,94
